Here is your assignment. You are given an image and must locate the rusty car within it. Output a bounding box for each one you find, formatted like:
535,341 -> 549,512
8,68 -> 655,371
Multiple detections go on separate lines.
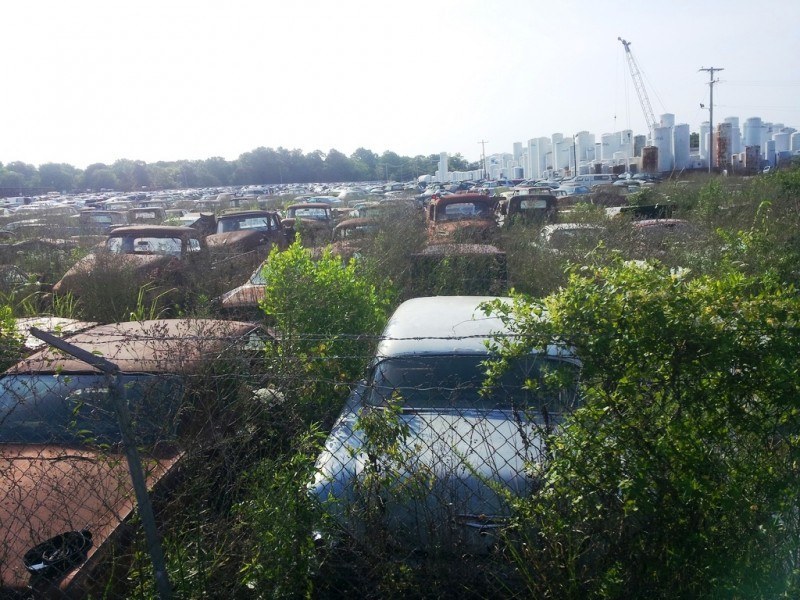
0,319 -> 271,597
280,202 -> 335,245
426,193 -> 498,244
496,193 -> 558,227
205,210 -> 287,256
52,225 -> 209,298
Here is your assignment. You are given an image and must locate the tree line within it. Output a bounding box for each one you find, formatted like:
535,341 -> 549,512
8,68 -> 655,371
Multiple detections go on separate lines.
0,147 -> 478,195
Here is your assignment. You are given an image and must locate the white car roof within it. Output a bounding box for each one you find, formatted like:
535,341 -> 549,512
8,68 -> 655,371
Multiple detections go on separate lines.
376,296 -> 512,357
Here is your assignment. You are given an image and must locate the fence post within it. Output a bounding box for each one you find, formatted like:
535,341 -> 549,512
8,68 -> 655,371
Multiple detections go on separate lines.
29,327 -> 172,599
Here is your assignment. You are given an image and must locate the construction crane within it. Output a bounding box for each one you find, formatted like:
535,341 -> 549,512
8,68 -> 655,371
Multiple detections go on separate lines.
618,37 -> 657,139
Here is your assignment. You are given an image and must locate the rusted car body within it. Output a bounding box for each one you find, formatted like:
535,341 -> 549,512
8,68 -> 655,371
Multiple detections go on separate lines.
327,217 -> 378,261
127,207 -> 167,226
77,210 -> 129,234
281,202 -> 334,245
213,260 -> 270,318
426,194 -> 498,244
496,193 -> 558,227
205,210 -> 287,255
411,243 -> 508,296
0,319 -> 268,597
52,225 -> 208,297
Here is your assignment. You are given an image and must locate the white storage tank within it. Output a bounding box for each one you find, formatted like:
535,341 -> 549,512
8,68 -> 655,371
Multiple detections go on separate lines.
765,140 -> 776,166
601,133 -> 616,161
724,116 -> 742,154
653,126 -> 674,172
700,121 -> 710,159
526,138 -> 540,179
743,117 -> 762,148
791,132 -> 800,152
673,123 -> 690,170
659,113 -> 675,128
774,132 -> 791,153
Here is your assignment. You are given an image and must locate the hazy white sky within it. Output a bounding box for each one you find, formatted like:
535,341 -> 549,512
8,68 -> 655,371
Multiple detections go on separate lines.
3,0 -> 798,169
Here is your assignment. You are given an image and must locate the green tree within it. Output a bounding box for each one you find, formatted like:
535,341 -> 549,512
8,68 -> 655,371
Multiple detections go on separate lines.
259,241 -> 394,424
38,162 -> 77,192
485,260 -> 800,598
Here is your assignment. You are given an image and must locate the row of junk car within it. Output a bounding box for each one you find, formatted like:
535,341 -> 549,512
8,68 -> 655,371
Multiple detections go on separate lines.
0,176 -> 675,596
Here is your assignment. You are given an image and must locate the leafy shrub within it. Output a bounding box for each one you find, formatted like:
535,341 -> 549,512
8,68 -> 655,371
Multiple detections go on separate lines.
259,239 -> 394,427
484,260 -> 800,598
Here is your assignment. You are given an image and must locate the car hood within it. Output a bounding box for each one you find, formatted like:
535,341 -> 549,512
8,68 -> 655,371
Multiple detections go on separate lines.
0,444 -> 181,594
311,403 -> 549,551
53,253 -> 174,294
218,283 -> 266,310
206,230 -> 266,248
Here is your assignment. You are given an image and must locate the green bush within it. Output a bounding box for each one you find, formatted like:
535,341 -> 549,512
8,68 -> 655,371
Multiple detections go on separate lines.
259,239 -> 394,426
484,259 -> 800,598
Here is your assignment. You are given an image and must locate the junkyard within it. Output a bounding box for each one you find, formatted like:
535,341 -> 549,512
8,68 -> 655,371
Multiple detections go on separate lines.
1,167 -> 800,598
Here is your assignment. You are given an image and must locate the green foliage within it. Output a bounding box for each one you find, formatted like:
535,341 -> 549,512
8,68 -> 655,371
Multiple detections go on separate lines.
484,260 -> 800,598
260,240 -> 394,425
236,427 -> 326,599
0,303 -> 23,370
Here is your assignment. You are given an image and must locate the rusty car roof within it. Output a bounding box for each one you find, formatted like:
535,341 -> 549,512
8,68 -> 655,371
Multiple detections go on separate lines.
8,319 -> 264,375
106,225 -> 202,237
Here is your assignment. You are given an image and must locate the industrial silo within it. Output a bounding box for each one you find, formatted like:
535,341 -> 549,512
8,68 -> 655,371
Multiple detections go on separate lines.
724,117 -> 742,154
653,126 -> 674,172
764,140 -> 776,167
791,132 -> 800,152
673,124 -> 690,171
716,122 -> 733,169
774,132 -> 791,153
601,133 -> 616,161
634,134 -> 647,157
659,113 -> 675,128
743,117 -> 762,148
642,146 -> 659,173
744,146 -> 761,173
700,121 -> 710,159
526,138 -> 540,179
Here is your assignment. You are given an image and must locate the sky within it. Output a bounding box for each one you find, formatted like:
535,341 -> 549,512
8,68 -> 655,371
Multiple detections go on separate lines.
3,0 -> 799,170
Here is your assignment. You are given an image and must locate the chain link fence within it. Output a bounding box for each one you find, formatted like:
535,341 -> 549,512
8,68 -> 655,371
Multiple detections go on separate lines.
0,319 -> 571,598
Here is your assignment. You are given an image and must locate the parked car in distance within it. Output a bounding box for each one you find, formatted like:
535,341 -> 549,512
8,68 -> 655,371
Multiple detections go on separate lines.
326,217 -> 378,261
0,319 -> 271,597
426,194 -> 498,244
213,259 -> 270,318
496,193 -> 558,227
77,210 -> 129,234
127,206 -> 167,226
281,203 -> 335,245
536,223 -> 607,254
205,210 -> 287,255
310,296 -> 580,554
52,225 -> 208,297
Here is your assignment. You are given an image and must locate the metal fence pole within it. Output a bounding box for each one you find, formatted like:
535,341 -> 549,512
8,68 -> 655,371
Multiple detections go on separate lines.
29,327 -> 172,599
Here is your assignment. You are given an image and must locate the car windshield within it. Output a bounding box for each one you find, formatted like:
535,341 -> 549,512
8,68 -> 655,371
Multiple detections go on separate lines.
291,208 -> 329,220
249,263 -> 268,285
107,236 -> 184,256
218,216 -> 274,233
367,354 -> 579,412
439,202 -> 493,221
0,373 -> 184,446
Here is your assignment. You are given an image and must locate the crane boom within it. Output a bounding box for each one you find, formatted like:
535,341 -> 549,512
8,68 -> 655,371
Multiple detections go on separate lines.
618,37 -> 657,137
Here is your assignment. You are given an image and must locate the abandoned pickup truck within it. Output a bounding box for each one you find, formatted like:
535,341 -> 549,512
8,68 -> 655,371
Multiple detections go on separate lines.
205,210 -> 287,255
496,193 -> 558,227
52,225 -> 208,298
426,194 -> 498,244
281,202 -> 335,245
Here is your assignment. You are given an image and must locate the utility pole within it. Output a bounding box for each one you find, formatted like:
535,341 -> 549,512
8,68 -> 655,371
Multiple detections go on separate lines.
572,134 -> 578,177
699,66 -> 724,173
478,140 -> 488,180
